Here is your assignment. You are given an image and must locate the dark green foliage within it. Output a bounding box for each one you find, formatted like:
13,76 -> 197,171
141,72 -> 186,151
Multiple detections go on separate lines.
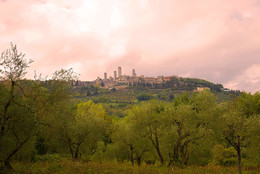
87,89 -> 91,96
111,88 -> 116,92
180,78 -> 223,92
35,137 -> 48,155
169,94 -> 175,100
94,87 -> 98,95
136,94 -> 153,101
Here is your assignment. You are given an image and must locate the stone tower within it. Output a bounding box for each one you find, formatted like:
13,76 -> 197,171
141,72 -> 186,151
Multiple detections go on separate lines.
118,66 -> 122,77
114,71 -> 117,81
104,73 -> 107,81
132,69 -> 136,77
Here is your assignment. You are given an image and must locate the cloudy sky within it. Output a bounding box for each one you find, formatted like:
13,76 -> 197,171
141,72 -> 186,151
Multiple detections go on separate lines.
1,0 -> 260,92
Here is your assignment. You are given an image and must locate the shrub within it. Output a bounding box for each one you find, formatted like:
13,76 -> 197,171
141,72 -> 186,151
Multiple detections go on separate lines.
212,144 -> 237,166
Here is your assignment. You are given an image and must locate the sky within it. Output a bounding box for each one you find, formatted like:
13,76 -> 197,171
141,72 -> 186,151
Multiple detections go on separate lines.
0,0 -> 260,92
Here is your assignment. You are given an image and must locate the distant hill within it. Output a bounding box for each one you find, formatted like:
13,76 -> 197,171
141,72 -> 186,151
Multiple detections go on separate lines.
71,76 -> 241,117
72,76 -> 225,91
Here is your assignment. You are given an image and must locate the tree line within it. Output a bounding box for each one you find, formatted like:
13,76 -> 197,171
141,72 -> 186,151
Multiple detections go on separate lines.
0,44 -> 259,174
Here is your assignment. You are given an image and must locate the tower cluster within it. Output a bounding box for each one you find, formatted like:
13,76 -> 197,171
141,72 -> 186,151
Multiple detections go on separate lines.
96,66 -> 165,90
103,66 -> 133,82
72,66 -> 169,90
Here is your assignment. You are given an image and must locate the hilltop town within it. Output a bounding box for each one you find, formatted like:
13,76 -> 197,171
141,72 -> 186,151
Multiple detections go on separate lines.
70,66 -> 221,92
71,66 -> 181,90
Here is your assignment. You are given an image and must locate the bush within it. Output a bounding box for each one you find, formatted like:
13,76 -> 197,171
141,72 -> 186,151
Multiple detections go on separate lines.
137,94 -> 153,101
212,144 -> 237,166
34,153 -> 65,162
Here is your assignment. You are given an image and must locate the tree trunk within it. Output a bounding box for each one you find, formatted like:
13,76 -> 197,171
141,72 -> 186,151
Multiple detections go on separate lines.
68,138 -> 74,159
3,136 -> 30,170
74,143 -> 81,160
155,146 -> 164,165
0,127 -> 4,162
237,136 -> 242,174
4,159 -> 12,170
225,136 -> 243,174
180,143 -> 189,165
0,81 -> 15,163
136,156 -> 141,166
171,122 -> 182,166
129,145 -> 134,165
168,152 -> 173,167
168,144 -> 180,167
153,133 -> 164,165
149,129 -> 164,165
173,143 -> 180,162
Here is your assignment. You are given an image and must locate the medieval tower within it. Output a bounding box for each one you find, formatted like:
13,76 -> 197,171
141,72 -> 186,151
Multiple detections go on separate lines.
114,71 -> 117,80
132,69 -> 136,77
104,73 -> 107,81
118,66 -> 122,77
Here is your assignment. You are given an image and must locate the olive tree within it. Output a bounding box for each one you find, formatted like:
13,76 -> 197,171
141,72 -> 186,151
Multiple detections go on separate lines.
166,91 -> 219,166
127,100 -> 168,165
0,43 -> 79,170
218,92 -> 260,174
111,118 -> 152,165
0,43 -> 35,169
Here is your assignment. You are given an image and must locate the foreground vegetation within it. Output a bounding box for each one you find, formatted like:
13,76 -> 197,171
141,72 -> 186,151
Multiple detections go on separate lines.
8,159 -> 260,174
1,44 -> 260,174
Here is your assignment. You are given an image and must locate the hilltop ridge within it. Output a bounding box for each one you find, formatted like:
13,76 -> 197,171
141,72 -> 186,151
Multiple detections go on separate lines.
71,66 -> 227,92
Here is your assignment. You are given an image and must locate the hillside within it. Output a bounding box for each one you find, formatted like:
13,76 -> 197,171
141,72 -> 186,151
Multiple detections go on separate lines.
72,77 -> 241,117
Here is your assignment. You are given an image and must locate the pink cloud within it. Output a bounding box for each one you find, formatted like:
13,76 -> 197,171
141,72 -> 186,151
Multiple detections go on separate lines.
1,0 -> 260,92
